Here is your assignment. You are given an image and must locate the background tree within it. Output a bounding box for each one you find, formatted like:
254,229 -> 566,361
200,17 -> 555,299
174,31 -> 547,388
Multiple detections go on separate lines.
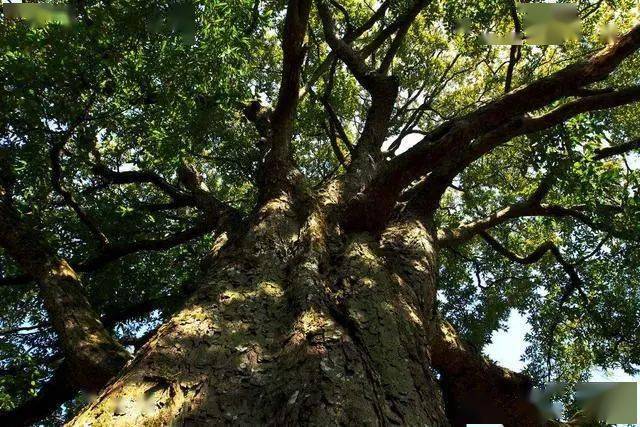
0,0 -> 639,425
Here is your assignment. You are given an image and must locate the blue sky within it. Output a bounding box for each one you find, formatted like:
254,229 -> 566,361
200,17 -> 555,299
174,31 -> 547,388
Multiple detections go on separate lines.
483,309 -> 639,425
484,309 -> 640,382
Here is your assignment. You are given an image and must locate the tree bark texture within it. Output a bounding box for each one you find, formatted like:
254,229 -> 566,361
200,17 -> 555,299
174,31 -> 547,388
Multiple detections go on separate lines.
0,201 -> 129,393
69,192 -> 542,426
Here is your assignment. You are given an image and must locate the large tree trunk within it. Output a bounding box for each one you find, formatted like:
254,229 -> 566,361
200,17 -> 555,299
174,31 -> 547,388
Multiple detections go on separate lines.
70,194 -> 451,425
69,192 -> 544,426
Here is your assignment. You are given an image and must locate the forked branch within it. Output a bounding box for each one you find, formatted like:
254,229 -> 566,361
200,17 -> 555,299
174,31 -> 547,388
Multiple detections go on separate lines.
344,24 -> 640,231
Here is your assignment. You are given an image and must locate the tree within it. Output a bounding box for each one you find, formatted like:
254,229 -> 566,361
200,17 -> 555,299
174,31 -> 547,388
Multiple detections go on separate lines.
0,0 -> 639,425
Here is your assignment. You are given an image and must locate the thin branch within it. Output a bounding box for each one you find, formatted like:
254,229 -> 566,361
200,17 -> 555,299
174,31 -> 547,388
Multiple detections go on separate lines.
594,136 -> 640,160
50,141 -> 109,247
377,0 -> 431,74
323,119 -> 348,167
316,0 -> 378,89
358,0 -> 430,60
48,99 -> 109,247
504,0 -> 522,93
298,0 -> 391,100
479,231 -> 583,305
92,162 -> 192,206
0,322 -> 49,336
77,216 -> 222,272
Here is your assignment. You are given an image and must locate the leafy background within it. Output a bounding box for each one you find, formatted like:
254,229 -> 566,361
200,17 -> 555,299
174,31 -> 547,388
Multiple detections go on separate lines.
0,0 -> 638,423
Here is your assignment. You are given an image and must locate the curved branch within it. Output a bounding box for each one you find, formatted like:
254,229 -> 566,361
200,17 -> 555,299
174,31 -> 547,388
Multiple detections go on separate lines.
437,203 -> 584,248
92,162 -> 192,206
430,317 -> 542,425
479,231 -> 582,306
47,98 -> 108,246
594,136 -> 640,160
316,0 -> 377,88
346,25 -> 640,231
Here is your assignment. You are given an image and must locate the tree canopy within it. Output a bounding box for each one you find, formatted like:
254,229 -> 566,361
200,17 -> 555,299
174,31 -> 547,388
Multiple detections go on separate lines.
1,0 -> 639,423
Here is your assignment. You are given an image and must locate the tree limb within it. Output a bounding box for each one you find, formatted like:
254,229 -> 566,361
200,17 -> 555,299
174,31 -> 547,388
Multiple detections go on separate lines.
299,0 -> 391,100
256,0 -> 312,201
377,0 -> 431,74
0,184 -> 130,392
479,231 -> 582,306
77,216 -> 222,272
50,139 -> 109,247
345,24 -> 640,230
92,162 -> 192,206
430,317 -> 543,425
504,0 -> 522,93
594,136 -> 640,160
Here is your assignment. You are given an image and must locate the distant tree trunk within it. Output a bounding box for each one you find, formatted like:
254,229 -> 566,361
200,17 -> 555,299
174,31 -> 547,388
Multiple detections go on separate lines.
70,191 -> 542,426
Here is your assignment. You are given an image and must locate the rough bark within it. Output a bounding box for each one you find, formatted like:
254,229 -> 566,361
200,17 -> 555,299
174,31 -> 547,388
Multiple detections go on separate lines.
11,3 -> 633,425
0,199 -> 130,393
68,191 -> 544,426
431,319 -> 542,426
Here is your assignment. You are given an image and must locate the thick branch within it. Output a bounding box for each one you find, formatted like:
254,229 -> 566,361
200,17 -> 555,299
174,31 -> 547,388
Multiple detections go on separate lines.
346,21 -> 640,230
255,0 -> 311,201
0,197 -> 129,392
270,0 -> 312,156
101,289 -> 189,330
594,136 -> 640,159
430,318 -> 543,425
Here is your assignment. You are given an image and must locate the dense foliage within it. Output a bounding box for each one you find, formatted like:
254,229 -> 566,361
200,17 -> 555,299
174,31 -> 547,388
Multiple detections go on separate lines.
0,0 -> 638,423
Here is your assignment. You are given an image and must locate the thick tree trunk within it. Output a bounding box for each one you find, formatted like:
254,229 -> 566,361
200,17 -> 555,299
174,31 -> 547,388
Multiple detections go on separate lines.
70,195 -> 542,426
69,195 -> 449,425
